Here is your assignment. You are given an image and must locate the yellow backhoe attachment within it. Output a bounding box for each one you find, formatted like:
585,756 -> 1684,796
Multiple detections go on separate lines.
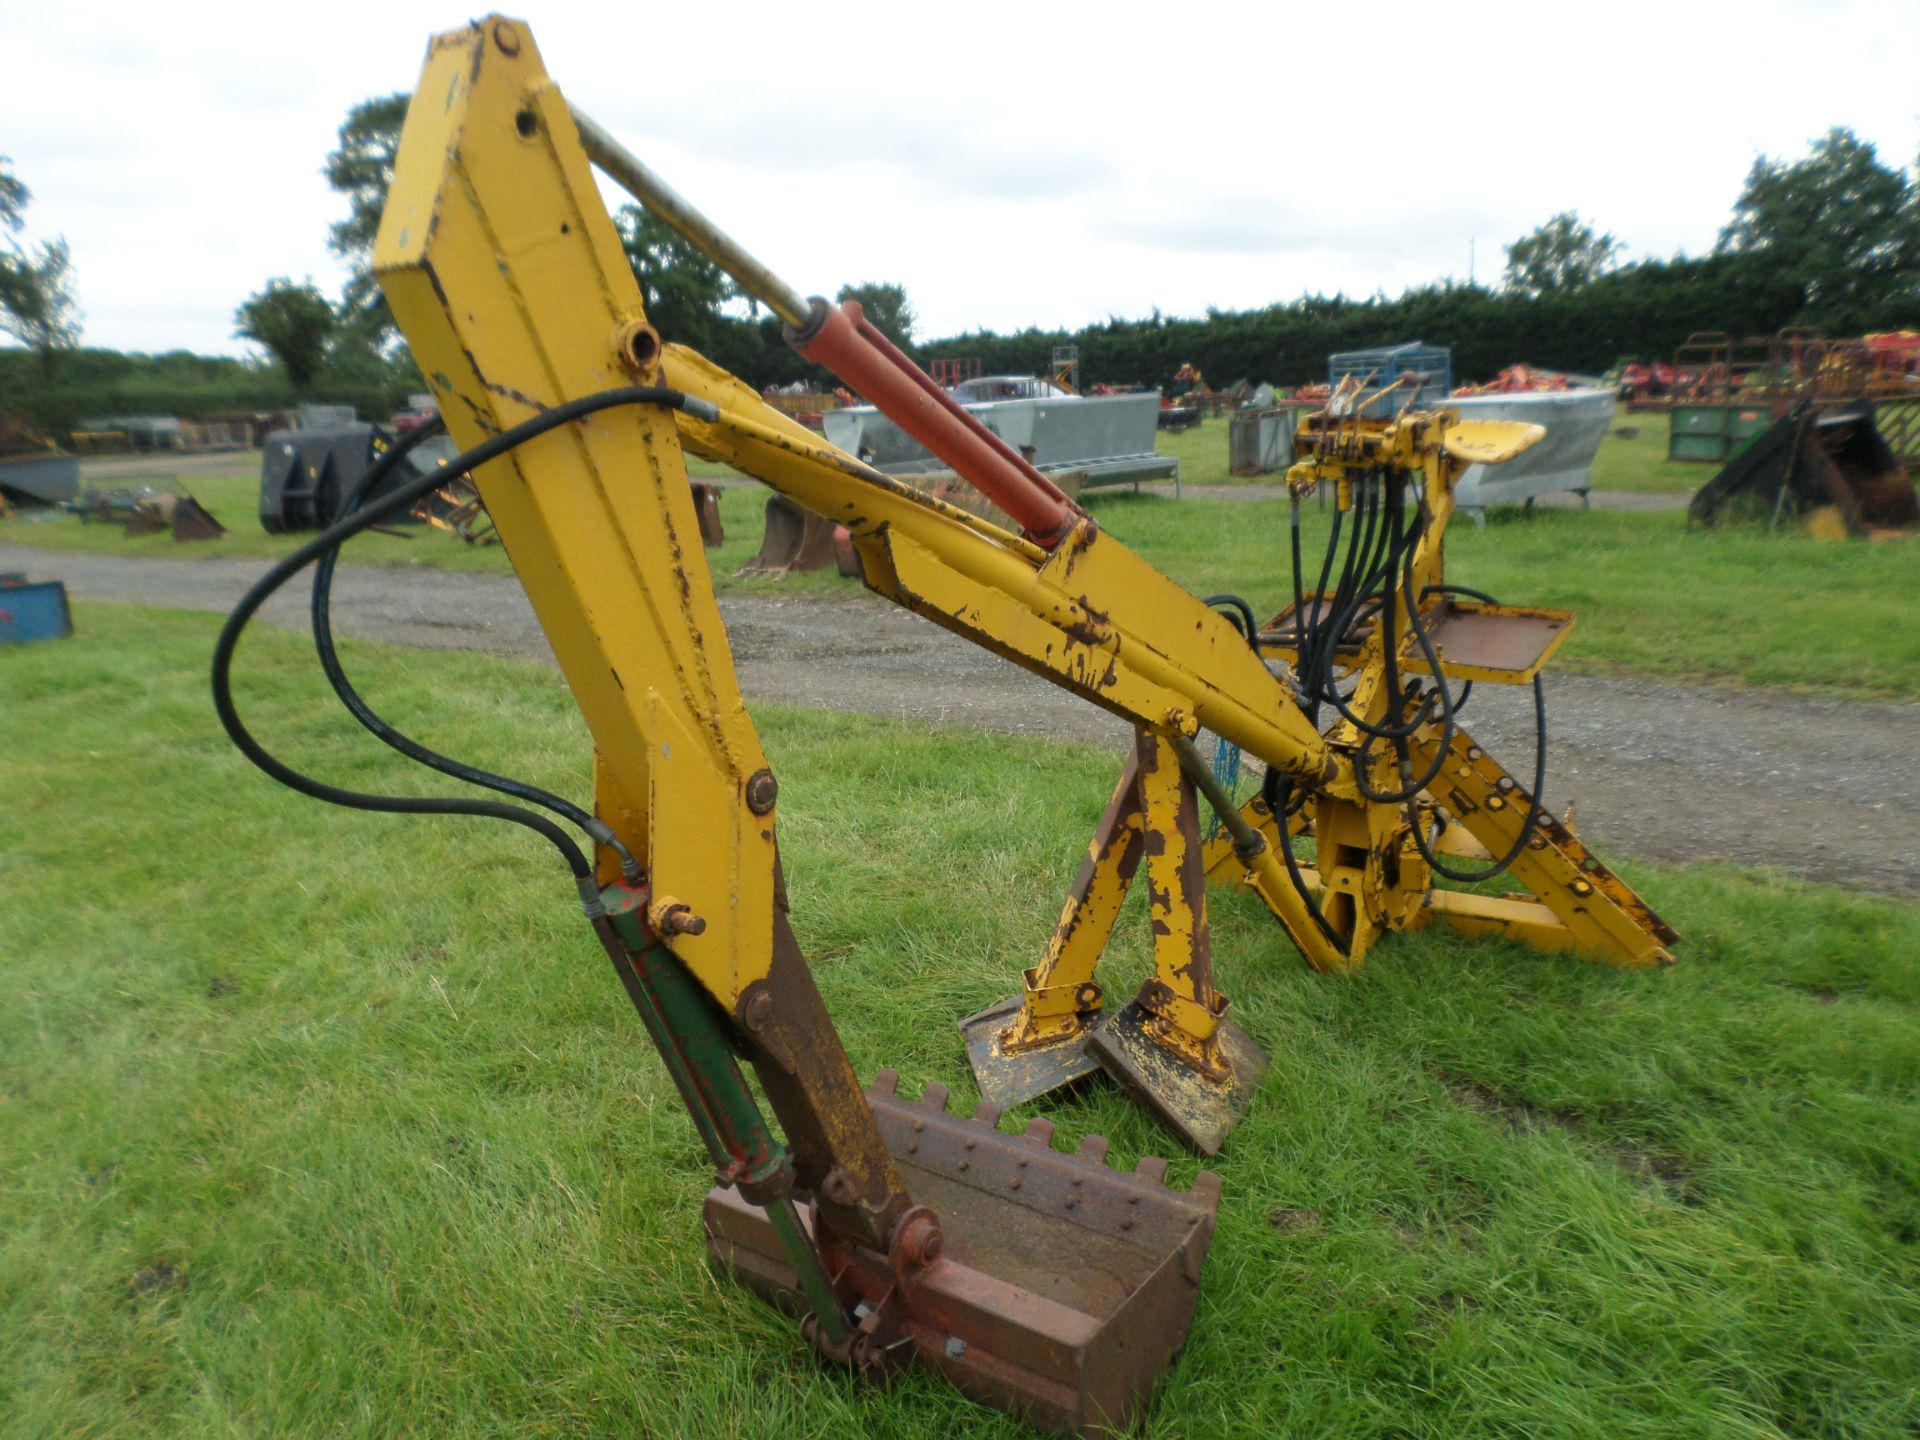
206,15 -> 1685,1435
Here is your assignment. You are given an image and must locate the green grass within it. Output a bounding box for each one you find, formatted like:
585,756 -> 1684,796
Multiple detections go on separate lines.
1153,417 -> 1240,486
4,604 -> 1918,1438
1589,403 -> 1716,494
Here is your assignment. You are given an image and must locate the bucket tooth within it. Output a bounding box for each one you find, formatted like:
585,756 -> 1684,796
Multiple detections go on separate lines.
704,1070 -> 1223,1435
872,1067 -> 900,1095
1086,1001 -> 1267,1157
972,1099 -> 1004,1129
958,994 -> 1102,1110
1135,1155 -> 1169,1185
1023,1116 -> 1056,1146
920,1081 -> 951,1112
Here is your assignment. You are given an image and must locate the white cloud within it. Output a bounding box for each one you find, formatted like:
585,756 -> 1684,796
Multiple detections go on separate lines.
2,0 -> 1914,357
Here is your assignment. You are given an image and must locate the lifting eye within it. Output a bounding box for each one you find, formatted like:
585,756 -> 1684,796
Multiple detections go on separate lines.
514,109 -> 538,138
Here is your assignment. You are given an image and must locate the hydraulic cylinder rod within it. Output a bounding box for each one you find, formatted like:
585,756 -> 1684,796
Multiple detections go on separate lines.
569,104 -> 1081,548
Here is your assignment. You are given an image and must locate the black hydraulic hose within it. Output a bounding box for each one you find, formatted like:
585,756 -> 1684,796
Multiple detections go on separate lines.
309,418 -> 637,875
1314,479 -> 1436,743
1263,774 -> 1347,950
1351,522 -> 1461,803
213,385 -> 714,894
1202,593 -> 1262,653
1298,474 -> 1371,720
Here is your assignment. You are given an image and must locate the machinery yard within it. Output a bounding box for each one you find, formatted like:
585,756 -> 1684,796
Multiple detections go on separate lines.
5,8 -> 1920,1438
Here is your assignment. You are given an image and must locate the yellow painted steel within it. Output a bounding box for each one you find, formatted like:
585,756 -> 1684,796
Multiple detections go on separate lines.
373,21 -> 776,1006
1134,733 -> 1230,1076
1000,754 -> 1144,1052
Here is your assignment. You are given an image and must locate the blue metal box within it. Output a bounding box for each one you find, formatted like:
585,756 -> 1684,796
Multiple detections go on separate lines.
0,578 -> 74,645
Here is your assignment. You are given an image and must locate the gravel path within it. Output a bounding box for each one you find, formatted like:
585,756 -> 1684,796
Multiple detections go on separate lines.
8,540 -> 1914,897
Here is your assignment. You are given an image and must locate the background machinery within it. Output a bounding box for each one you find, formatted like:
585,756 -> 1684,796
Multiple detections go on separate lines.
213,18 -> 1675,1434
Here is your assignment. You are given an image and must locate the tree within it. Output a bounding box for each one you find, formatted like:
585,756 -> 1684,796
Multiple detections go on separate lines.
614,204 -> 739,349
0,157 -> 27,233
323,93 -> 410,344
0,238 -> 81,377
1503,213 -> 1620,297
0,161 -> 81,376
235,279 -> 337,392
1716,127 -> 1919,326
836,281 -> 915,349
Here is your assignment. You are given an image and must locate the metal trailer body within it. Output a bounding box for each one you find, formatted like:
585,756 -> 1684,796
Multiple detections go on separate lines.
1448,388 -> 1616,520
0,452 -> 81,507
1227,403 -> 1318,476
825,391 -> 1176,492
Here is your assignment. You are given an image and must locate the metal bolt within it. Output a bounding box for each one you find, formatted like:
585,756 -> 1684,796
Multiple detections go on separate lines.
822,1170 -> 855,1205
945,1336 -> 967,1360
745,768 -> 779,815
660,905 -> 705,937
492,18 -> 521,53
741,990 -> 774,1033
895,1210 -> 943,1269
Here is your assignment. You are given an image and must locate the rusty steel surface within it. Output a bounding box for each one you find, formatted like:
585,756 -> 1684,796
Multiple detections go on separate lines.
1410,600 -> 1574,684
690,481 -> 726,547
705,1070 -> 1220,1437
742,494 -> 839,576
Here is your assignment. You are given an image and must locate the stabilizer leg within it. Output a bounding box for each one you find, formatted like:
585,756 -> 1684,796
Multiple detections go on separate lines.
1087,733 -> 1267,1155
960,747 -> 1144,1108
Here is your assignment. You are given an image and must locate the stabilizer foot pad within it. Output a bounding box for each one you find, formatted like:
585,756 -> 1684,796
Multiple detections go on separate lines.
1086,1001 -> 1267,1156
958,994 -> 1101,1110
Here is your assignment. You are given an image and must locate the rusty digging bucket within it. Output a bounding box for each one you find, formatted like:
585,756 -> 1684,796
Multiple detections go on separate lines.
706,1069 -> 1221,1435
741,494 -> 840,577
690,481 -> 725,547
1689,401 -> 1919,538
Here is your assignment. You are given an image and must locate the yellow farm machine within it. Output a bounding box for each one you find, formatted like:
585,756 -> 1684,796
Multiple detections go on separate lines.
214,18 -> 1675,1434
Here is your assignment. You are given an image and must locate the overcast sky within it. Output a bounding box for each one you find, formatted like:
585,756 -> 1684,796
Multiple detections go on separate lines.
4,0 -> 1917,360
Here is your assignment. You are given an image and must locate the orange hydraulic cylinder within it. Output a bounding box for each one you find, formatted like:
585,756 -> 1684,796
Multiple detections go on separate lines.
789,300 -> 1083,548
